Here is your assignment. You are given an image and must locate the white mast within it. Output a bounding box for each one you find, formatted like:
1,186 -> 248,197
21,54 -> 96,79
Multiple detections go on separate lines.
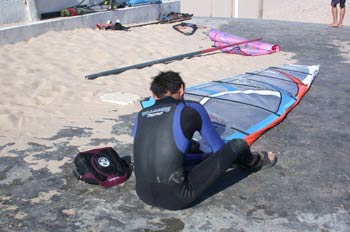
234,0 -> 239,18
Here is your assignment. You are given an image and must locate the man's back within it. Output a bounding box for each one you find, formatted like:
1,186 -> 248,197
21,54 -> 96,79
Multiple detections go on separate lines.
133,97 -> 191,209
133,99 -> 185,184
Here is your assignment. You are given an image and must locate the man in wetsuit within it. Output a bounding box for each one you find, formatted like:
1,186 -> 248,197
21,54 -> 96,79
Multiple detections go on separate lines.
329,0 -> 347,27
133,71 -> 277,210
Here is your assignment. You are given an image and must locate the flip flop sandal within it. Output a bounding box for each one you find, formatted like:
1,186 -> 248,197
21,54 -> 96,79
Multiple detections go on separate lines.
240,151 -> 277,171
256,151 -> 278,170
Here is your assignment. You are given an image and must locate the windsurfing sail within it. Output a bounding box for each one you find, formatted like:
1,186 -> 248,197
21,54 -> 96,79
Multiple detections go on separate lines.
127,0 -> 161,6
208,29 -> 280,56
141,64 -> 320,149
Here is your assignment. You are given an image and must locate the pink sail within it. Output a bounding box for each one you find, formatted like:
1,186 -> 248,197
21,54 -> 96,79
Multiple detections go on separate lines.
208,29 -> 280,56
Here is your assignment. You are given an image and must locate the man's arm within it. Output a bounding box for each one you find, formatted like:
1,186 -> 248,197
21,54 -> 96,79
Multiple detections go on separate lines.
132,115 -> 138,138
184,102 -> 224,153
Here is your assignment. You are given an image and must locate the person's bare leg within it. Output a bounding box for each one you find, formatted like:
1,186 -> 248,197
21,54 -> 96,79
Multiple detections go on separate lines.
338,7 -> 346,27
329,6 -> 339,27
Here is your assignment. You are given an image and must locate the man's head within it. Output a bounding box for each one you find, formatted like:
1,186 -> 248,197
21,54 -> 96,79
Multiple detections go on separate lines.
150,71 -> 185,100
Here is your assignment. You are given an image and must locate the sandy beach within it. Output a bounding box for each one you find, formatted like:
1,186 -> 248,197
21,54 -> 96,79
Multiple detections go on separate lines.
182,0 -> 350,26
262,0 -> 343,25
0,0 -> 350,231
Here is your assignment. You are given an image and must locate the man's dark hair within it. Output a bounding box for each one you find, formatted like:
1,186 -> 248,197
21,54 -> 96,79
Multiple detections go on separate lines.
150,71 -> 185,98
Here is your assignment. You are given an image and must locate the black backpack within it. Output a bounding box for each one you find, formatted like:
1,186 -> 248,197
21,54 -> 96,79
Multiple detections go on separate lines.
73,147 -> 132,188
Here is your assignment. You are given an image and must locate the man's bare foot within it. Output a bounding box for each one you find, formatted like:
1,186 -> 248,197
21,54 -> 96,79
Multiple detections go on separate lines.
328,23 -> 339,27
338,24 -> 343,27
266,151 -> 276,162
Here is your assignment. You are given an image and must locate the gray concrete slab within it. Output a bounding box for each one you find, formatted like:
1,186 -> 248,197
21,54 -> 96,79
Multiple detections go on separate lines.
0,1 -> 180,45
0,17 -> 350,231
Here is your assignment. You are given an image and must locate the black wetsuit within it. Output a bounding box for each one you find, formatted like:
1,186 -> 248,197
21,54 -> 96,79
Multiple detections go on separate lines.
133,96 -> 254,210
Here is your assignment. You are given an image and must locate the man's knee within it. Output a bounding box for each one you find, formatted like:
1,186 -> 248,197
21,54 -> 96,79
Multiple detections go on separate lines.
228,139 -> 249,152
215,139 -> 250,166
